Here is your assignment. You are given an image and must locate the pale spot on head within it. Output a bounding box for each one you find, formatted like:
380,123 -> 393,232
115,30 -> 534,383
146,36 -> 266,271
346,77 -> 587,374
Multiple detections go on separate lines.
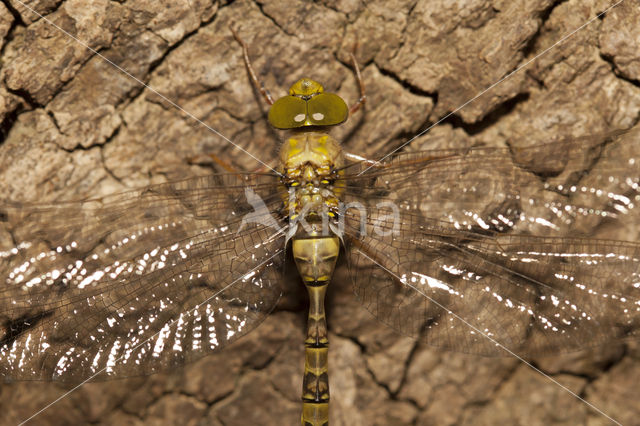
312,112 -> 324,121
294,114 -> 306,122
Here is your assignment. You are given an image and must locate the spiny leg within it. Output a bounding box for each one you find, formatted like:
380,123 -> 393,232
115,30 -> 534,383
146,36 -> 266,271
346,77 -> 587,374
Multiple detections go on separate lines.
231,25 -> 365,115
230,25 -> 275,105
190,26 -> 279,175
347,38 -> 366,116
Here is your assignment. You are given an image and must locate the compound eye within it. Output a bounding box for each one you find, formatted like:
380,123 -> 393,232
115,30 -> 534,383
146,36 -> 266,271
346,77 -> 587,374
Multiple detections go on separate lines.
307,93 -> 348,126
268,83 -> 348,129
268,96 -> 307,129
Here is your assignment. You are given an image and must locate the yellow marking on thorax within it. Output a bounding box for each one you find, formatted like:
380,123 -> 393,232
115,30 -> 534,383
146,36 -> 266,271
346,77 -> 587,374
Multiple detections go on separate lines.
279,131 -> 345,220
280,132 -> 343,172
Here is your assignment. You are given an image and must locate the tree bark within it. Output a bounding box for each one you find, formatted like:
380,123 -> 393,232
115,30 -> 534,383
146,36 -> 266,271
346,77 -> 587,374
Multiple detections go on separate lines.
0,0 -> 639,425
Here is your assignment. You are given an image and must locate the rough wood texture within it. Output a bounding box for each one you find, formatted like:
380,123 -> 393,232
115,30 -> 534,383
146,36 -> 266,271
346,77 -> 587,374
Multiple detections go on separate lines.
1,0 -> 639,425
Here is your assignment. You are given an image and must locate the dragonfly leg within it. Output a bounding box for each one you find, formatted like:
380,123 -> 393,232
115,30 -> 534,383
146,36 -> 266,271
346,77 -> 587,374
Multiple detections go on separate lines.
347,38 -> 366,116
230,25 -> 275,106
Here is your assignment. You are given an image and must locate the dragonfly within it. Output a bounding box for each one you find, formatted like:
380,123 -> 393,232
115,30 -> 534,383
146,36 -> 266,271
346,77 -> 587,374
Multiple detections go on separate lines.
1,25 -> 640,426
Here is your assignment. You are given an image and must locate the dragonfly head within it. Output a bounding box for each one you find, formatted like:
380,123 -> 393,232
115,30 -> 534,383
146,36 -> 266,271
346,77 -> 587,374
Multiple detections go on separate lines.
268,78 -> 349,129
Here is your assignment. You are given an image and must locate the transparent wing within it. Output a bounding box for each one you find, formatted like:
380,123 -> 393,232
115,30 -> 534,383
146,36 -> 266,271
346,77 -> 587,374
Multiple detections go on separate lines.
341,129 -> 637,238
0,173 -> 288,381
340,129 -> 640,355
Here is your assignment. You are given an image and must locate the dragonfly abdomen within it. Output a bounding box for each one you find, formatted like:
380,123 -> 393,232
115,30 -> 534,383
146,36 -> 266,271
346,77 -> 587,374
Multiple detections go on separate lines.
292,236 -> 338,426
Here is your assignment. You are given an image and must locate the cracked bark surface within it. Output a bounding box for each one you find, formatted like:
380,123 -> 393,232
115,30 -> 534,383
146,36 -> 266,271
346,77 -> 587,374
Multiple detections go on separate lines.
1,0 -> 639,425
